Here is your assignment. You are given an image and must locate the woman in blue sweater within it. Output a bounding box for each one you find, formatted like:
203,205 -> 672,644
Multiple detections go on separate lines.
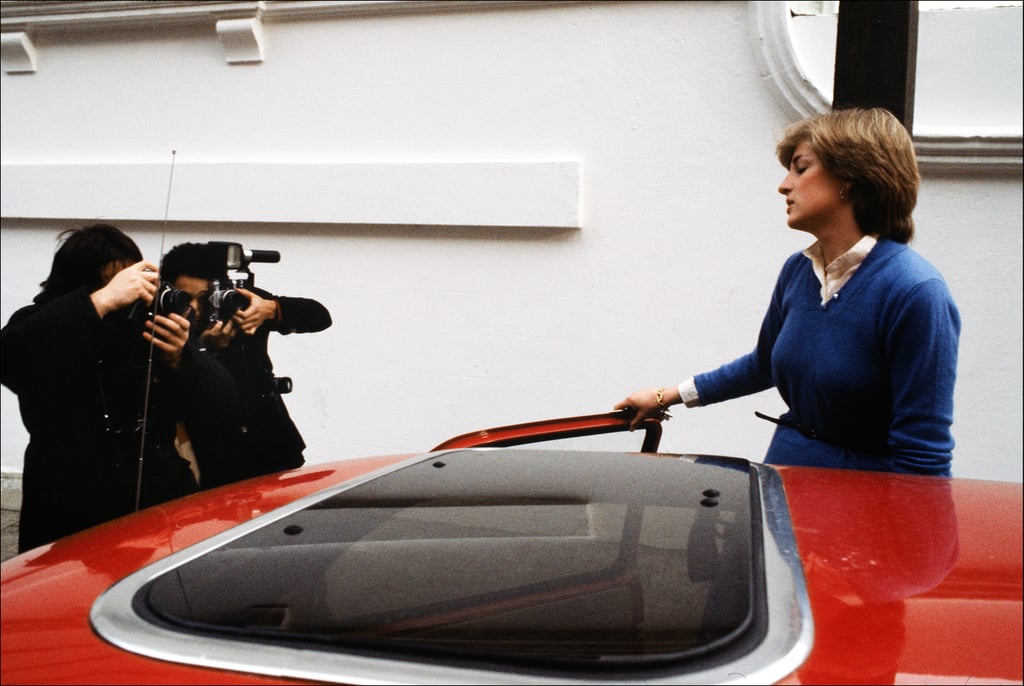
616,108 -> 960,476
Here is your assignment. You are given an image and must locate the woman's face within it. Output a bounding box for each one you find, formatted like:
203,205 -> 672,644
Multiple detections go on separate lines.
778,141 -> 848,235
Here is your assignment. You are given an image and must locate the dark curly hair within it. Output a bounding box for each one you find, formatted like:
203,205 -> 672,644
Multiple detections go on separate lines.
160,242 -> 227,284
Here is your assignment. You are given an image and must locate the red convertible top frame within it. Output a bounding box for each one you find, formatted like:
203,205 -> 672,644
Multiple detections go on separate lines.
432,409 -> 663,452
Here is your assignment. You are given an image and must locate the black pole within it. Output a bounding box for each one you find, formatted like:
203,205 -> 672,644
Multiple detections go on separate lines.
833,1 -> 918,132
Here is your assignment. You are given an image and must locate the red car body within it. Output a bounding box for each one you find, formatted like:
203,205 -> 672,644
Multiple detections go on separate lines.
1,413 -> 1021,685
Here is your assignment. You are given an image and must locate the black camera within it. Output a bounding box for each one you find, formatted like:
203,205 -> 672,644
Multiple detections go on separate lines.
128,280 -> 191,329
154,281 -> 192,316
203,242 -> 281,324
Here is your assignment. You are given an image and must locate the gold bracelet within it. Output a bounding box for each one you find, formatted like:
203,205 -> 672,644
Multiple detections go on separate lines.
655,387 -> 672,420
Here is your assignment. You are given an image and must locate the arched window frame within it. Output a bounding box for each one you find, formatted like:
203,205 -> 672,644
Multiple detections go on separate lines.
749,2 -> 1022,174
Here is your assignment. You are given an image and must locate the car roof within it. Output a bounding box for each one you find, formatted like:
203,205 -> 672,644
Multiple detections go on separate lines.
89,449 -> 812,684
2,440 -> 1021,684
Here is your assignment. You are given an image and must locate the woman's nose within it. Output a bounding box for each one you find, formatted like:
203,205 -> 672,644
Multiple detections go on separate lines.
778,170 -> 796,195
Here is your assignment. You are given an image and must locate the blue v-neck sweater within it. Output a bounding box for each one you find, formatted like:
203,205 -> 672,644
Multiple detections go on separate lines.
694,238 -> 961,476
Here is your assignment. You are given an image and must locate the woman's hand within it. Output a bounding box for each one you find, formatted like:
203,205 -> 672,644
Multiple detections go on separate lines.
614,386 -> 679,430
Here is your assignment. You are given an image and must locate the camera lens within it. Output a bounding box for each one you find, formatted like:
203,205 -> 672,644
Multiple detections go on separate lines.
222,290 -> 247,311
156,283 -> 190,316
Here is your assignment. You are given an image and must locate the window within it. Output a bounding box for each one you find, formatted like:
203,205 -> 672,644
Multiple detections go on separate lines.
786,1 -> 1023,134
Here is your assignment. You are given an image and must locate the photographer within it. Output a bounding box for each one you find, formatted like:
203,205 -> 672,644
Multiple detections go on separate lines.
161,242 -> 332,480
1,224 -> 238,552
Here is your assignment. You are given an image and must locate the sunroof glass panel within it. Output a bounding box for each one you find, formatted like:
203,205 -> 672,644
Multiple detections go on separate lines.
140,450 -> 761,666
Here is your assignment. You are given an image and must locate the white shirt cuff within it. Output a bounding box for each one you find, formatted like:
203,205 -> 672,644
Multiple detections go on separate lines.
678,377 -> 701,408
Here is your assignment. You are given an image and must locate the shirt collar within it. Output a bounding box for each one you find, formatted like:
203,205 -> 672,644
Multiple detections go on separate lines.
802,235 -> 878,305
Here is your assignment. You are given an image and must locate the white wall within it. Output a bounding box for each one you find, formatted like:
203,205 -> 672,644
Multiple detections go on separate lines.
2,1 -> 1021,482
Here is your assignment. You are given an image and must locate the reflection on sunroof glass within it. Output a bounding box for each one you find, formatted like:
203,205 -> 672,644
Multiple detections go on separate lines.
140,450 -> 763,668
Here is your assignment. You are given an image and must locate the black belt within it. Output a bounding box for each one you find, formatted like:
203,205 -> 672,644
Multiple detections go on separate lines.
755,411 -> 825,441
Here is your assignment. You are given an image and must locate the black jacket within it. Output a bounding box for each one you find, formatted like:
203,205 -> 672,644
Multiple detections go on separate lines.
207,287 -> 331,479
2,287 -> 238,552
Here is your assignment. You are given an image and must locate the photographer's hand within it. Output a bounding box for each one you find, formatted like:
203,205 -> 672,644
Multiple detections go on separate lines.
145,312 -> 190,369
90,260 -> 159,318
200,318 -> 237,351
233,288 -> 279,335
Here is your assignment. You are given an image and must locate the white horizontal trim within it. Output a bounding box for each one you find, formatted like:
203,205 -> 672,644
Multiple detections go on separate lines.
0,161 -> 582,228
0,1 -> 568,30
915,134 -> 1024,175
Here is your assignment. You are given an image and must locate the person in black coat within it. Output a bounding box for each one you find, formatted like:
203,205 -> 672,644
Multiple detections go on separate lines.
161,242 -> 332,481
1,224 -> 238,553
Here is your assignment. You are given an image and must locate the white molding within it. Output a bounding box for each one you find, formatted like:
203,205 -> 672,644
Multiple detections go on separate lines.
0,1 -> 579,66
0,1 -> 570,29
217,16 -> 264,63
748,0 -> 829,122
749,2 -> 1022,174
0,30 -> 36,73
0,161 -> 583,229
2,2 -> 262,27
914,134 -> 1024,175
0,2 -> 263,30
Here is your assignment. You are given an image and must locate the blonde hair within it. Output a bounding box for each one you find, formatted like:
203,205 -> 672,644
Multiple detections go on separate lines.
776,108 -> 919,243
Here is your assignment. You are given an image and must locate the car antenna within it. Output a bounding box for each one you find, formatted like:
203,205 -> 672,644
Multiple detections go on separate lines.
135,148 -> 176,512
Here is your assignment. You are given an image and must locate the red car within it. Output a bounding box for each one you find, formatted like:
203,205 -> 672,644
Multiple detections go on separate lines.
2,412 -> 1021,685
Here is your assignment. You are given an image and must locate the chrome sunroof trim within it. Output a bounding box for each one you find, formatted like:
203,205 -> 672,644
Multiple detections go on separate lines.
91,452 -> 812,685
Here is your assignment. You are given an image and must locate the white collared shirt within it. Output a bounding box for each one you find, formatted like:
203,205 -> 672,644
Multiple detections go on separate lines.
803,234 -> 877,306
